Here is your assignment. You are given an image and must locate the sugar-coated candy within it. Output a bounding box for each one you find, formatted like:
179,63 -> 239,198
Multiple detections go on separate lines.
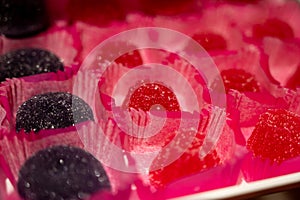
247,109 -> 300,163
0,0 -> 49,38
0,48 -> 63,82
16,92 -> 94,133
127,82 -> 180,112
17,145 -> 110,200
221,69 -> 260,93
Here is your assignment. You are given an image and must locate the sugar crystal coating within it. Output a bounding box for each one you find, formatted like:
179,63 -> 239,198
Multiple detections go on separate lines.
221,69 -> 260,93
17,145 -> 110,200
127,82 -> 180,112
0,48 -> 63,82
247,109 -> 300,163
16,92 -> 94,133
0,0 -> 49,38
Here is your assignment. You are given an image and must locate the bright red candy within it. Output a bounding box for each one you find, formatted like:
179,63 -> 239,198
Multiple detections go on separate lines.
67,0 -> 125,26
149,132 -> 220,188
128,82 -> 180,112
192,32 -> 227,51
139,0 -> 196,15
221,69 -> 260,93
252,18 -> 294,40
115,50 -> 144,68
247,109 -> 300,163
225,0 -> 258,2
148,108 -> 234,189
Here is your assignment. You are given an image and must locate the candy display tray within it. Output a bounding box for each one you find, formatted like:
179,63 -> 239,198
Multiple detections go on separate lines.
1,0 -> 300,199
172,172 -> 300,200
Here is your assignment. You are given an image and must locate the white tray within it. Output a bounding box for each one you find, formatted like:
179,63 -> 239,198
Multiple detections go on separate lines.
172,172 -> 300,200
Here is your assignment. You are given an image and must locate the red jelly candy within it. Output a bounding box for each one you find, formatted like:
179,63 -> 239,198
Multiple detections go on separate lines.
115,50 -> 144,68
67,0 -> 125,26
225,0 -> 258,3
221,69 -> 260,93
192,33 -> 227,52
149,132 -> 220,188
253,18 -> 294,40
139,0 -> 196,15
247,109 -> 300,163
128,82 -> 180,112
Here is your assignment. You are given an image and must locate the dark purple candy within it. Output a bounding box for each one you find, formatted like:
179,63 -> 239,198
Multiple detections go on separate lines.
0,48 -> 64,82
17,145 -> 111,200
0,0 -> 49,38
16,92 -> 94,133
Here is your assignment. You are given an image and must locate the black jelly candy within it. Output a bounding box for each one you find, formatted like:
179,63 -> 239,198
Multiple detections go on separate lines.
0,48 -> 64,82
0,0 -> 49,38
17,145 -> 111,200
16,92 -> 94,133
